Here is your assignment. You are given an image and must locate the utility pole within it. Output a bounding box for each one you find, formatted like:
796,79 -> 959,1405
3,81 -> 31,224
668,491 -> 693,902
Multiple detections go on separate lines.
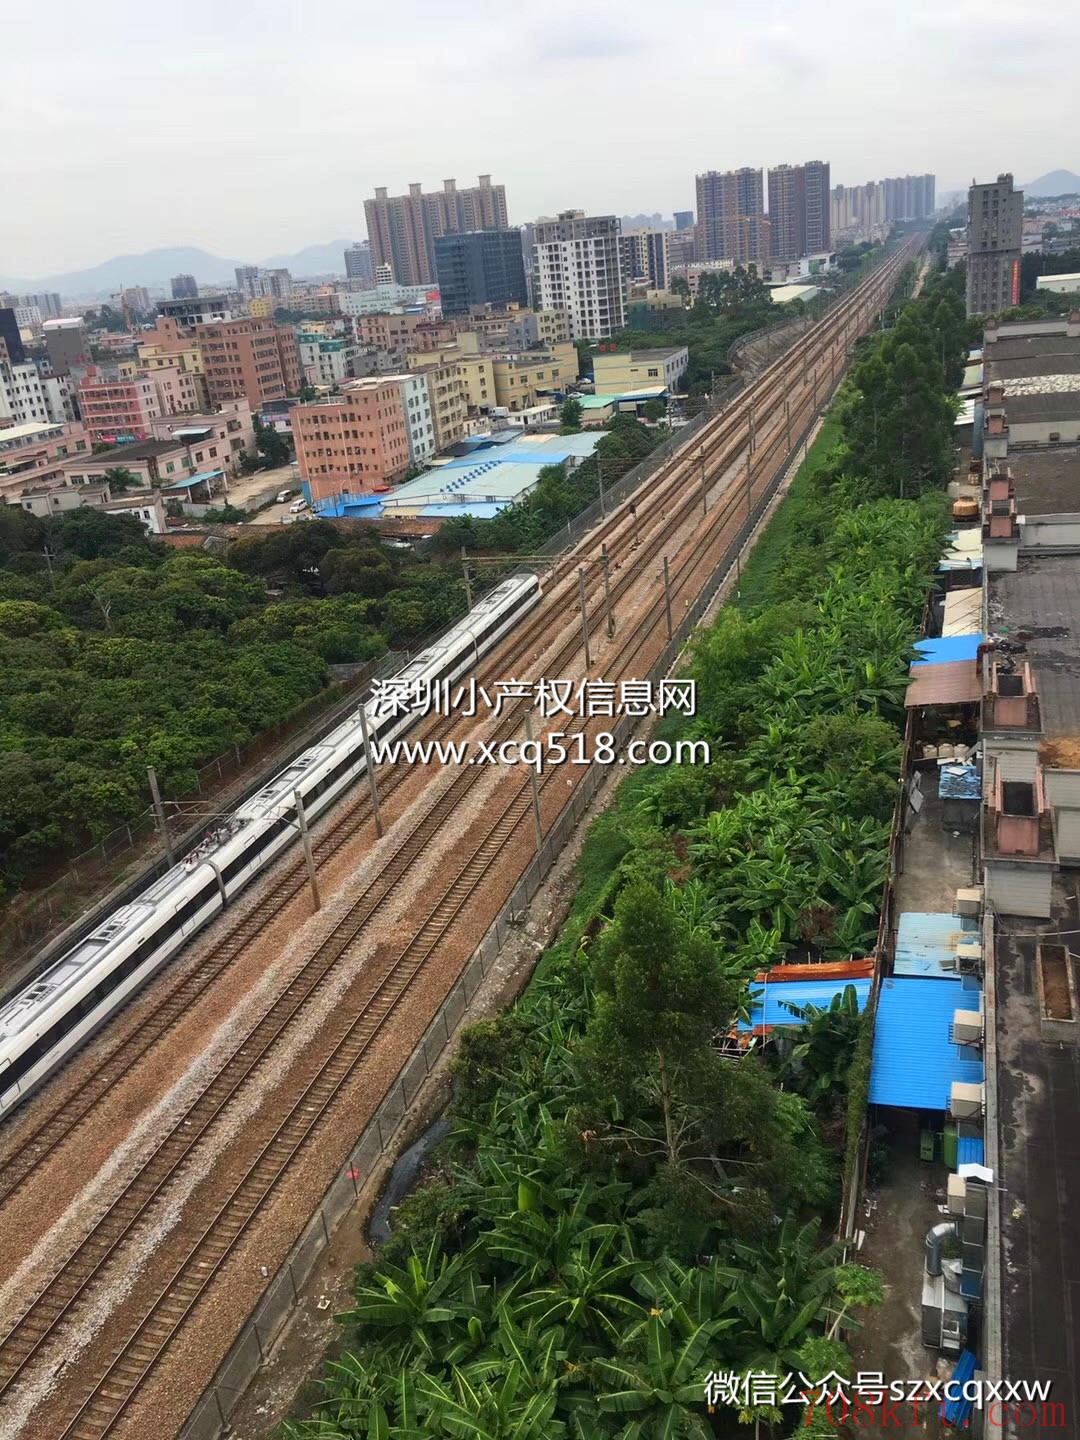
460,546 -> 473,610
577,566 -> 592,668
700,452 -> 708,514
785,398 -> 791,451
629,501 -> 640,550
293,789 -> 322,912
600,543 -> 615,639
358,704 -> 384,837
596,455 -> 606,519
523,711 -> 543,852
748,405 -> 756,454
147,766 -> 173,865
662,557 -> 673,640
42,545 -> 55,588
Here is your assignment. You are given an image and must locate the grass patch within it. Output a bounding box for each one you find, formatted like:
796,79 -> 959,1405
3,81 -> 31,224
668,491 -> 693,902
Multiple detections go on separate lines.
733,412 -> 843,611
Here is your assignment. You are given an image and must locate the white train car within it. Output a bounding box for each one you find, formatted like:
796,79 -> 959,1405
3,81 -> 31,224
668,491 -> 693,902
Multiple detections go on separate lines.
0,571 -> 541,1118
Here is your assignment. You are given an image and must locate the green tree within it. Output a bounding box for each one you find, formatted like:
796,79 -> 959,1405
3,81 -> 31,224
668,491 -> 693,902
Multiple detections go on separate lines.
102,467 -> 139,493
560,397 -> 583,430
583,881 -> 739,1167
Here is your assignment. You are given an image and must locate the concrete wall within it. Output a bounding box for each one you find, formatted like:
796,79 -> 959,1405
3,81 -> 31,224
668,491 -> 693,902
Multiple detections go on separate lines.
1021,513 -> 1080,550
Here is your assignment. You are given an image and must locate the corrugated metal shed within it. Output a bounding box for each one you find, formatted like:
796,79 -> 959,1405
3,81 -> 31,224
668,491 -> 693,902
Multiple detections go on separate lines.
737,977 -> 871,1032
869,976 -> 984,1110
905,660 -> 982,707
913,634 -> 983,665
940,529 -> 983,572
942,588 -> 982,636
894,911 -> 979,978
956,1134 -> 985,1169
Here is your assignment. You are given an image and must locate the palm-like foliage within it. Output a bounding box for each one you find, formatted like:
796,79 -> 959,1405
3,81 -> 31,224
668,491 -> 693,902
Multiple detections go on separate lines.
774,984 -> 865,1105
591,1313 -> 717,1439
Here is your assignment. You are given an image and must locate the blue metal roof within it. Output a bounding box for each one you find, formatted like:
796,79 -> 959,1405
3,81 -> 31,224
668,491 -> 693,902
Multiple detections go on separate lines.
737,977 -> 871,1032
870,977 -> 984,1110
894,912 -> 979,978
913,634 -> 984,665
419,501 -> 506,520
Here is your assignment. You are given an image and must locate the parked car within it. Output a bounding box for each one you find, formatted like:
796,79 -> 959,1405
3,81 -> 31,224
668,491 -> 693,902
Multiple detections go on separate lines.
275,489 -> 294,504
289,498 -> 308,513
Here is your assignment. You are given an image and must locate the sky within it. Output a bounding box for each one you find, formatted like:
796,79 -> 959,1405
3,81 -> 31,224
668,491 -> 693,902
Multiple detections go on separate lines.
4,0 -> 1078,278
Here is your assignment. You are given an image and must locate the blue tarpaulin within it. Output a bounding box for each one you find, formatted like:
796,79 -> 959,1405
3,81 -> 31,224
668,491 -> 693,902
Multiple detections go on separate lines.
938,764 -> 981,801
913,634 -> 984,665
870,977 -> 984,1109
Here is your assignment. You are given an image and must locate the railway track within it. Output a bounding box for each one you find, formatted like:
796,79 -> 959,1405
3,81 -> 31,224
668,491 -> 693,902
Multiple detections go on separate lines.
0,242 -> 916,1438
0,245 -> 902,1210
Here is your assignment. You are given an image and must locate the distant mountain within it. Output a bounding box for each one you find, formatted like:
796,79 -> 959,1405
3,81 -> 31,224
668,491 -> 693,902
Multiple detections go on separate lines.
0,239 -> 355,299
0,247 -> 241,298
258,240 -> 353,277
1021,170 -> 1080,198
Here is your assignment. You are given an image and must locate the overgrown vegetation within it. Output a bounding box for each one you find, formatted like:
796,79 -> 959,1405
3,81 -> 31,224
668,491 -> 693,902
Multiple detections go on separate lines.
0,513 -> 467,901
283,253 -> 961,1438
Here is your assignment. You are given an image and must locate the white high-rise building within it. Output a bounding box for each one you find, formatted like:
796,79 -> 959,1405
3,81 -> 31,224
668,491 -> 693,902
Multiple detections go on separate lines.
534,211 -> 626,341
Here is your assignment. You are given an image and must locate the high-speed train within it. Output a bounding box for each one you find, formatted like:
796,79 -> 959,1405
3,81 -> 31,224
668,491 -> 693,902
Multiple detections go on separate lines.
0,571 -> 541,1119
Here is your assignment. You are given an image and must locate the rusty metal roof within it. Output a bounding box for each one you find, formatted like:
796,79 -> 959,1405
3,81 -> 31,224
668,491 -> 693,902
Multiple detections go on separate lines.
905,659 -> 982,707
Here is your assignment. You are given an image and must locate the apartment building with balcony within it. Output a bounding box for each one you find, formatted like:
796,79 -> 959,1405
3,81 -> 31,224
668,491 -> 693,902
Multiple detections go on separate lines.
534,211 -> 626,341
0,421 -> 92,503
76,372 -> 164,444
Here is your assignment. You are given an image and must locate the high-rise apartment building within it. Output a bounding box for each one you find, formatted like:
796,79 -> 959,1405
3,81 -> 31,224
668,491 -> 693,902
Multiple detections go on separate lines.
767,161 -> 831,260
364,176 -> 509,287
696,169 -> 766,263
434,230 -> 528,315
0,308 -> 26,367
674,211 -> 694,231
620,230 -> 673,290
534,211 -> 626,341
884,174 -> 936,222
171,274 -> 198,299
966,174 -> 1023,317
344,242 -> 373,282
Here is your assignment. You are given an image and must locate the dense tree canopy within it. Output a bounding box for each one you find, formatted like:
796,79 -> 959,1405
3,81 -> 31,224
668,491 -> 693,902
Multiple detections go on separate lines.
0,511 -> 466,900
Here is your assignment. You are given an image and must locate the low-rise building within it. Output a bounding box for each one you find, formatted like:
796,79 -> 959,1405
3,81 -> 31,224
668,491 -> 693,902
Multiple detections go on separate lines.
981,315 -> 1080,457
17,483 -> 168,533
592,346 -> 689,396
59,436 -> 207,491
291,379 -> 411,503
0,421 -> 92,503
147,399 -> 254,475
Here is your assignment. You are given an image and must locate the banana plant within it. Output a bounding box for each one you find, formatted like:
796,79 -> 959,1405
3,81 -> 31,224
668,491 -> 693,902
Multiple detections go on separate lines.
338,1238 -> 486,1361
590,1313 -> 717,1439
415,1361 -> 566,1439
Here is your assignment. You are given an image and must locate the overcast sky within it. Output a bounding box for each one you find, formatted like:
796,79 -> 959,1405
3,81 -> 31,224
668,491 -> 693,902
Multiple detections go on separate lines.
5,0 -> 1077,278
